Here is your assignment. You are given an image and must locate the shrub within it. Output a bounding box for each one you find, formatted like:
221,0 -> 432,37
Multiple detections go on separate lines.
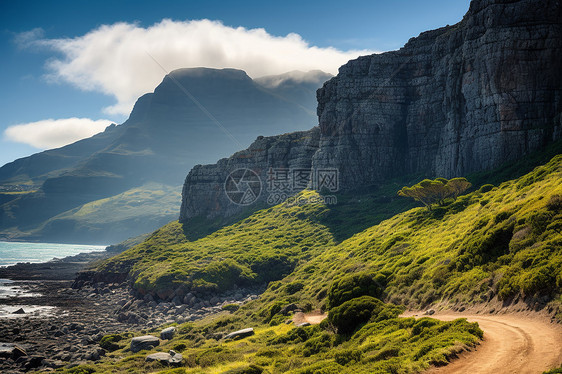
327,272 -> 385,309
250,254 -> 296,283
411,318 -> 440,335
255,348 -> 283,358
302,332 -> 335,356
328,296 -> 385,334
99,334 -> 124,351
372,346 -> 400,361
520,265 -> 557,297
527,211 -> 553,235
194,259 -> 255,293
172,343 -> 187,352
478,184 -> 495,193
455,223 -> 514,270
333,349 -> 362,365
222,303 -> 240,312
285,282 -> 305,294
265,300 -> 288,322
196,347 -> 243,367
270,325 -> 317,344
546,194 -> 562,212
297,361 -> 343,374
66,366 -> 97,374
223,365 -> 264,374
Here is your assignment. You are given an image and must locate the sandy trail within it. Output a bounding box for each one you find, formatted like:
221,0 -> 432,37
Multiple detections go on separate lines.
291,310 -> 562,373
292,311 -> 327,325
415,313 -> 562,374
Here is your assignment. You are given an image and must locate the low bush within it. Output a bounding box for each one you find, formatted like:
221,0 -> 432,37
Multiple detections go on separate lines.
328,296 -> 385,334
478,184 -> 495,193
302,332 -> 335,356
327,272 -> 385,309
333,349 -> 362,365
285,281 -> 305,294
99,334 -> 124,352
222,303 -> 240,312
223,365 -> 264,374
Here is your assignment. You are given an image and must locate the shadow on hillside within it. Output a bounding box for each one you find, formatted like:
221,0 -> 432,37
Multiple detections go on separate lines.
180,203 -> 268,242
178,139 -> 562,244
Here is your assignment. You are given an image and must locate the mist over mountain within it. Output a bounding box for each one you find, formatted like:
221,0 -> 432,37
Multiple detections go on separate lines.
0,69 -> 330,244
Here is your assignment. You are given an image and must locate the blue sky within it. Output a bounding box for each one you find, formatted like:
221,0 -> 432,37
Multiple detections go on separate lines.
0,0 -> 470,167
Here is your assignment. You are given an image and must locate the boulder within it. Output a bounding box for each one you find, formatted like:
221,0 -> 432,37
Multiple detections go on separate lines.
224,328 -> 254,340
145,350 -> 183,365
160,327 -> 176,340
0,343 -> 27,359
23,355 -> 46,370
130,335 -> 160,353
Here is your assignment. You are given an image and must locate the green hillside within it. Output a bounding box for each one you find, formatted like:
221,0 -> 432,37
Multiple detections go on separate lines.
75,154 -> 562,373
99,155 -> 562,312
0,183 -> 181,244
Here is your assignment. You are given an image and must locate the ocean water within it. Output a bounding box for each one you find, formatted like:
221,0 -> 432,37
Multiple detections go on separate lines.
0,241 -> 106,267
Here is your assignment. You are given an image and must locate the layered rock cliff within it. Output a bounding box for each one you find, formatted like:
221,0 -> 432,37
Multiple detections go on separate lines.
314,0 -> 562,187
180,0 -> 562,222
180,128 -> 320,221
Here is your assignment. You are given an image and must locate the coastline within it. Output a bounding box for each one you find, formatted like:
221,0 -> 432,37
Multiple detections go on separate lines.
0,247 -> 261,372
0,241 -> 106,268
0,248 -> 123,372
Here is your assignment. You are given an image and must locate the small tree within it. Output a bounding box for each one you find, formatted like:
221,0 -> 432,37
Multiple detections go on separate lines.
398,177 -> 471,210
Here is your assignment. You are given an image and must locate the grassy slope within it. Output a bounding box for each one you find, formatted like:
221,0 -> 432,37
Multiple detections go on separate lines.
266,155 -> 562,312
97,190 -> 336,299
2,183 -> 181,244
99,154 -> 562,312
75,154 -> 562,373
65,314 -> 482,374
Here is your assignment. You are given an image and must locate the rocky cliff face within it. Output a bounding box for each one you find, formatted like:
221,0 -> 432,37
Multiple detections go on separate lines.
180,0 -> 562,222
180,128 -> 320,221
314,0 -> 562,188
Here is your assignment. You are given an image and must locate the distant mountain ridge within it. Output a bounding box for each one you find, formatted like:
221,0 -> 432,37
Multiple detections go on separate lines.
0,69 -> 331,244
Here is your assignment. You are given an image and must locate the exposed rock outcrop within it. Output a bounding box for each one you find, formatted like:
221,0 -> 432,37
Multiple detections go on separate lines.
145,350 -> 183,365
130,335 -> 159,353
180,128 -> 320,221
180,0 -> 562,221
224,328 -> 254,340
314,0 -> 562,188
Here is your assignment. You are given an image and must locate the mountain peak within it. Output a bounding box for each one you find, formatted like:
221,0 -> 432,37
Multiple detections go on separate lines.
166,67 -> 252,83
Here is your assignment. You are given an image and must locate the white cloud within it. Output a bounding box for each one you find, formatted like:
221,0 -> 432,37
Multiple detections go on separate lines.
4,118 -> 114,149
24,19 -> 373,115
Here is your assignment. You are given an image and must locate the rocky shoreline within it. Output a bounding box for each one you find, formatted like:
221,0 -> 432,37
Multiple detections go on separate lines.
0,252 -> 262,373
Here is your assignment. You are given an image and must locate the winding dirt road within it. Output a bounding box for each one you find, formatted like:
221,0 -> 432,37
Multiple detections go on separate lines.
422,313 -> 562,374
293,310 -> 562,373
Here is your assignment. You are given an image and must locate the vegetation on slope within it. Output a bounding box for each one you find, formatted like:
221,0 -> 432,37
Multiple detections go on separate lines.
258,155 -> 562,313
60,310 -> 482,374
0,183 -> 181,244
97,190 -> 335,300
84,154 -> 562,373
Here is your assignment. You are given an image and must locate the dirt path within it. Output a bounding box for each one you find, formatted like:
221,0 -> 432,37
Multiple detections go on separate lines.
292,311 -> 327,325
412,312 -> 562,374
